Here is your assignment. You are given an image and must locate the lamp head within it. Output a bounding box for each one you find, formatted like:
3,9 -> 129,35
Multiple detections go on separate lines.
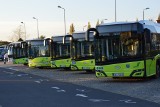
58,6 -> 61,8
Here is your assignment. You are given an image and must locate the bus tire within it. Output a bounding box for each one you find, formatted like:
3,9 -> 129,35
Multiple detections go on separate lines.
155,62 -> 160,78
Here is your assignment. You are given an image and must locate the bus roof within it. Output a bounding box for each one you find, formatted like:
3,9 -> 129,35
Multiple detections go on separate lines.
97,20 -> 160,34
72,31 -> 94,41
26,38 -> 44,41
52,35 -> 72,42
52,36 -> 64,42
8,41 -> 27,46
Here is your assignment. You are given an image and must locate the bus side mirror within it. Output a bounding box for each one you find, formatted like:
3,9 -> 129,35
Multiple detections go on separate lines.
86,28 -> 99,41
144,28 -> 151,43
44,38 -> 50,46
63,35 -> 72,44
44,40 -> 46,46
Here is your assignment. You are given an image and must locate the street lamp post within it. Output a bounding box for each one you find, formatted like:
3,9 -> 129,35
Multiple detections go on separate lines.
115,0 -> 117,22
33,17 -> 39,39
19,25 -> 22,40
143,8 -> 150,20
21,22 -> 26,40
58,6 -> 66,35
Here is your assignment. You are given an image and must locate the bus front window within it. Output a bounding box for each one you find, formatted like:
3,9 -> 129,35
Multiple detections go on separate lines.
95,32 -> 143,63
82,42 -> 94,57
61,44 -> 70,57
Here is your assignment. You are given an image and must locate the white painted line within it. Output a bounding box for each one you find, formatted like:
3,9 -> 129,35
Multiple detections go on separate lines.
0,105 -> 2,107
119,100 -> 137,104
17,74 -> 29,77
76,89 -> 86,92
8,68 -> 18,71
76,94 -> 88,98
88,99 -> 110,102
39,79 -> 44,82
3,71 -> 14,75
34,81 -> 41,84
8,68 -> 13,70
57,90 -> 66,92
30,77 -> 33,78
51,87 -> 60,90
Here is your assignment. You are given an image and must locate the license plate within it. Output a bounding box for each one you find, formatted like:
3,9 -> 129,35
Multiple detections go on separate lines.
112,73 -> 124,77
60,65 -> 66,67
82,67 -> 90,70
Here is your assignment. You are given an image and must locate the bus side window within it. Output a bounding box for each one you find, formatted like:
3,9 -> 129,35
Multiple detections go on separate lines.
146,43 -> 150,56
150,33 -> 160,56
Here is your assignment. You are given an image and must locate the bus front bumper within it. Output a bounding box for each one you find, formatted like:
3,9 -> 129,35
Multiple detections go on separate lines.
96,69 -> 145,78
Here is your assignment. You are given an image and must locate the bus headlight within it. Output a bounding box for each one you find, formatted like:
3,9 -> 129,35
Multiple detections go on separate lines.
72,61 -> 76,65
52,61 -> 55,65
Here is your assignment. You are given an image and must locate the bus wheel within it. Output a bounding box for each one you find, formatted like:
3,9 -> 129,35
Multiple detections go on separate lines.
155,63 -> 160,78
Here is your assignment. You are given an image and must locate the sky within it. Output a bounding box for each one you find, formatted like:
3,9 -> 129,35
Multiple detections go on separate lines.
0,0 -> 160,41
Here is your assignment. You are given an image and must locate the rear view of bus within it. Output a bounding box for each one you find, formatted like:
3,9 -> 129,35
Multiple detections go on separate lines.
88,20 -> 160,78
51,36 -> 71,69
28,39 -> 51,68
8,42 -> 28,65
71,32 -> 95,72
0,46 -> 7,61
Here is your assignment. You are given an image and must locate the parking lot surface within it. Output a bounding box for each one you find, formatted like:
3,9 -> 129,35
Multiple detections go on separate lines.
1,62 -> 160,105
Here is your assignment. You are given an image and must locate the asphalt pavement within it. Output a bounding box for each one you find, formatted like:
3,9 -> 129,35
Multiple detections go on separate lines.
0,66 -> 160,107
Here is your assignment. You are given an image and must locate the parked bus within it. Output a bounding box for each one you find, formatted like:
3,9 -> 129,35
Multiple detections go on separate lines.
0,45 -> 7,61
50,36 -> 71,69
28,38 -> 51,68
87,20 -> 160,78
70,32 -> 95,72
7,41 -> 28,65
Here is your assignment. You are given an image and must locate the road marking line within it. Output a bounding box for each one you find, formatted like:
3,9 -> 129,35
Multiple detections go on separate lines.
3,71 -> 14,75
34,81 -> 41,84
76,94 -> 88,98
57,90 -> 66,92
76,89 -> 86,92
119,100 -> 137,104
51,87 -> 60,89
8,68 -> 19,71
89,99 -> 110,102
0,105 -> 2,107
17,74 -> 29,77
39,79 -> 44,81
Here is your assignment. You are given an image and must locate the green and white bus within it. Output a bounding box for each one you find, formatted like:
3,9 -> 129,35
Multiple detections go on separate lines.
8,41 -> 28,65
28,38 -> 51,68
87,20 -> 160,78
50,36 -> 71,69
70,32 -> 95,72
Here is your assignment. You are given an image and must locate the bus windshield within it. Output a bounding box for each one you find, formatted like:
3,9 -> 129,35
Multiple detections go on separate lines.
29,41 -> 49,58
0,47 -> 7,60
95,32 -> 143,63
71,41 -> 94,60
54,43 -> 70,58
12,43 -> 28,59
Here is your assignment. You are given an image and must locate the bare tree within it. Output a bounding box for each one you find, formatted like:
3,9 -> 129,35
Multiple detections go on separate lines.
9,25 -> 25,42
